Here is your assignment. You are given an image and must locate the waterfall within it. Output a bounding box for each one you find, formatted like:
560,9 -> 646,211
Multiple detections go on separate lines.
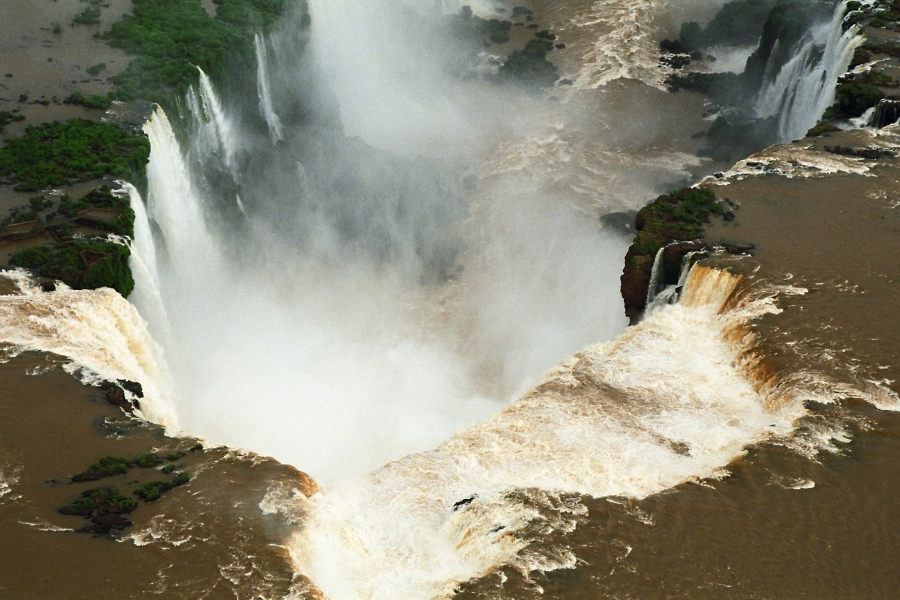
120,183 -> 170,345
255,33 -> 284,143
647,249 -> 701,311
196,68 -> 240,175
754,1 -> 865,141
0,273 -> 179,430
645,245 -> 666,306
289,265 -> 807,600
141,106 -> 220,278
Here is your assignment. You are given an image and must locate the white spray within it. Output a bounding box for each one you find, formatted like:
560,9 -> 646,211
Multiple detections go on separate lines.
754,1 -> 865,141
289,266 -> 807,600
255,33 -> 284,143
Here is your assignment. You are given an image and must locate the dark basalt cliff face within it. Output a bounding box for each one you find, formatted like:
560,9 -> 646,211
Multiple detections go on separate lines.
619,187 -> 731,323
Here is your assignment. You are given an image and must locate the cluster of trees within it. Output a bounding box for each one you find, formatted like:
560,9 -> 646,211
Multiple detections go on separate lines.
498,37 -> 559,87
9,239 -> 135,296
102,0 -> 302,103
0,119 -> 150,192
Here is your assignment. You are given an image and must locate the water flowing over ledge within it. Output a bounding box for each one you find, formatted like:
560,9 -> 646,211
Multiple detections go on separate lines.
286,264 -> 844,600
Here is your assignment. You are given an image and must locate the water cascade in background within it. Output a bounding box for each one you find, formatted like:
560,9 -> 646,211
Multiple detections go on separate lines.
754,1 -> 865,141
255,33 -> 284,143
288,265 -> 808,600
123,183 -> 171,347
194,68 -> 241,177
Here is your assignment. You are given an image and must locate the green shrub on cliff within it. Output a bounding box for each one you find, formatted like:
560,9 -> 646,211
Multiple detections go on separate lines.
0,119 -> 149,192
214,0 -> 293,28
834,82 -> 885,116
68,92 -> 112,110
9,239 -> 134,297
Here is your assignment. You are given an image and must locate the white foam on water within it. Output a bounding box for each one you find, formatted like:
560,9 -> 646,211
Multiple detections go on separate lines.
289,266 -> 811,600
0,271 -> 178,429
703,145 -> 874,185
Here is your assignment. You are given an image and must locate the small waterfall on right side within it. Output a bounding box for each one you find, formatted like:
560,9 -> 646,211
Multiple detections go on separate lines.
754,1 -> 865,141
255,33 -> 284,143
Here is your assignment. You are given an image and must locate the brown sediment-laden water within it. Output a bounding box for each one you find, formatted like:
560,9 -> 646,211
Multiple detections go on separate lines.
1,0 -> 899,598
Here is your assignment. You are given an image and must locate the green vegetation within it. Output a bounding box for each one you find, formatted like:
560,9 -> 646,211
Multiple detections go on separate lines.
68,92 -> 113,110
870,0 -> 900,27
679,0 -> 776,50
0,119 -> 149,192
59,487 -> 137,516
0,111 -> 25,132
133,452 -> 162,468
637,187 -> 723,240
166,451 -> 186,461
50,186 -> 136,237
134,472 -> 190,502
73,6 -> 101,25
161,464 -> 176,474
72,456 -> 131,482
102,0 -> 302,104
86,62 -> 106,76
834,82 -> 885,117
9,239 -> 134,296
498,37 -> 559,87
214,0 -> 291,28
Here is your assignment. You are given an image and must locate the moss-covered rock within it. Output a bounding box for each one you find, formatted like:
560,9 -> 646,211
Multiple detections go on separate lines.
134,472 -> 190,502
59,487 -> 137,534
497,37 -> 559,87
71,456 -> 132,482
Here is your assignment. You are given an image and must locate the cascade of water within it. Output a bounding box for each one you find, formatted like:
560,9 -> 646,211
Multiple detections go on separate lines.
142,106 -> 220,280
255,33 -> 284,143
647,249 -> 701,311
645,245 -> 666,306
122,183 -> 173,348
754,1 -> 865,141
197,68 -> 240,175
289,266 -> 806,600
0,273 -> 179,430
